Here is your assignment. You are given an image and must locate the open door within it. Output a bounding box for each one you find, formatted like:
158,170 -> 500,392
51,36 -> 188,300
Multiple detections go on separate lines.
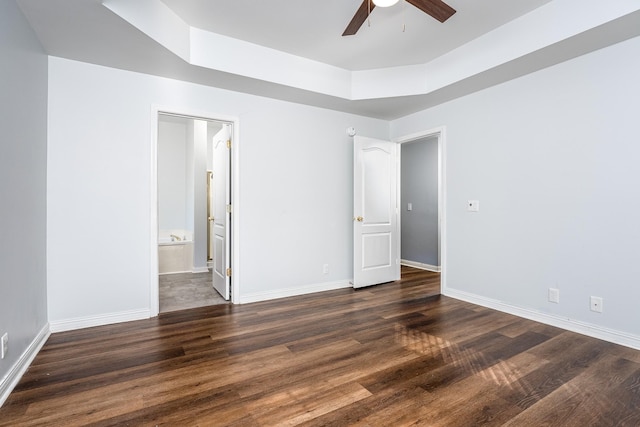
353,135 -> 400,288
212,125 -> 231,300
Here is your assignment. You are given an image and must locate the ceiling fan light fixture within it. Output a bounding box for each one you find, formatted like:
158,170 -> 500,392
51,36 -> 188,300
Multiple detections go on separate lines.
372,0 -> 400,7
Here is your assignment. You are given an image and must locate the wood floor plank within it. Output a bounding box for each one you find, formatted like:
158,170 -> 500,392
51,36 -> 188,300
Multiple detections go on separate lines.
2,267 -> 640,425
500,337 -> 612,410
502,354 -> 640,426
248,381 -> 372,426
300,382 -> 435,427
591,364 -> 640,426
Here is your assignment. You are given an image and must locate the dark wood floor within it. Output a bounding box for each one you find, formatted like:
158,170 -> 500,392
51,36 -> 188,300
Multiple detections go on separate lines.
2,266 -> 640,426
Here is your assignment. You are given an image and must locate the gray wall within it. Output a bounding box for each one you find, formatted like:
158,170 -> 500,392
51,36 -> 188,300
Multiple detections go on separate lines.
401,137 -> 439,266
392,34 -> 640,339
0,0 -> 48,388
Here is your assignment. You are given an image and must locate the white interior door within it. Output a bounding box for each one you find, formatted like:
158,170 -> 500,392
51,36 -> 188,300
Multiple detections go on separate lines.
353,135 -> 400,288
212,125 -> 231,300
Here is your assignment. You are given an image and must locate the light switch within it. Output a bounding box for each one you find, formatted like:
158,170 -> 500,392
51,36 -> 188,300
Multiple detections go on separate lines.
407,203 -> 412,211
467,200 -> 480,212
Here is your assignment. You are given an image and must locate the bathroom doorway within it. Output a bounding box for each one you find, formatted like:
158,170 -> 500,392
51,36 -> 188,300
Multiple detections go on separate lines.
153,110 -> 237,314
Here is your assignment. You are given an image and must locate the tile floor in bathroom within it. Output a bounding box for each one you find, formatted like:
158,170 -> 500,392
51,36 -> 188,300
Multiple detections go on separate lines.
159,271 -> 228,312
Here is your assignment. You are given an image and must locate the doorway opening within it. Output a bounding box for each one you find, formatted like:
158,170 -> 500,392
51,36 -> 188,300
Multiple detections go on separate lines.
352,128 -> 445,293
150,108 -> 239,316
397,128 -> 445,292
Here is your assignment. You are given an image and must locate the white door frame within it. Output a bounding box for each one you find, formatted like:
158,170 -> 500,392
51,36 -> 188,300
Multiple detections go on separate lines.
395,126 -> 446,292
149,105 -> 241,315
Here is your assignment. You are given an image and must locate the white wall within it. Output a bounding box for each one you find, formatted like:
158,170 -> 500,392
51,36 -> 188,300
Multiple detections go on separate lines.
0,0 -> 49,403
392,36 -> 640,345
47,57 -> 388,327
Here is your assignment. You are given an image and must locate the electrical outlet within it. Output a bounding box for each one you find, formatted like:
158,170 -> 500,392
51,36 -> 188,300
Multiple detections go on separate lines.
1,333 -> 7,359
467,200 -> 480,212
590,296 -> 603,313
548,288 -> 560,303
323,264 -> 329,275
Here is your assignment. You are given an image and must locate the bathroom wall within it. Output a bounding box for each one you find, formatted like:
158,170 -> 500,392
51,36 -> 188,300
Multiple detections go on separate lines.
158,118 -> 188,231
191,120 -> 208,271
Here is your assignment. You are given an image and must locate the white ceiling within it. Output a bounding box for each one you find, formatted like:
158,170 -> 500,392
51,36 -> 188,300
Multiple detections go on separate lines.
160,0 -> 552,71
15,0 -> 640,119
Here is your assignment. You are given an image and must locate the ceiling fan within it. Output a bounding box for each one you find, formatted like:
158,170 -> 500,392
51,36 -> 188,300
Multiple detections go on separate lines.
343,0 -> 456,36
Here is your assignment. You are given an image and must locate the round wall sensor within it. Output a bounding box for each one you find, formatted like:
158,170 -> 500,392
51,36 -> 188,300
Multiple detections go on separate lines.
346,127 -> 356,137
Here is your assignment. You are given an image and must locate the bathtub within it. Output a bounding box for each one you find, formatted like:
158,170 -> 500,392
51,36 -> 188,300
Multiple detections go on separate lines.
158,229 -> 194,275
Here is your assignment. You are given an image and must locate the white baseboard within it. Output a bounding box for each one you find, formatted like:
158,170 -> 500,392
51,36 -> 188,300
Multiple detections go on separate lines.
401,259 -> 441,272
444,288 -> 640,351
159,270 -> 192,276
239,280 -> 352,304
158,268 -> 209,275
0,324 -> 50,408
49,309 -> 150,333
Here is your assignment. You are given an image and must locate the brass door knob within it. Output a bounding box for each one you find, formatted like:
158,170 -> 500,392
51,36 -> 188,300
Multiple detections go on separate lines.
355,216 -> 363,222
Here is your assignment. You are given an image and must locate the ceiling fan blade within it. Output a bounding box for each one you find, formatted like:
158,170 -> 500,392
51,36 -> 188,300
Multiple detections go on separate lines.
406,0 -> 456,23
343,0 -> 376,36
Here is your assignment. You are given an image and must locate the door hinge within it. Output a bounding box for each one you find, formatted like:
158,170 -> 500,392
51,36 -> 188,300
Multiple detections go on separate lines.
226,204 -> 232,213
226,139 -> 231,149
226,268 -> 232,277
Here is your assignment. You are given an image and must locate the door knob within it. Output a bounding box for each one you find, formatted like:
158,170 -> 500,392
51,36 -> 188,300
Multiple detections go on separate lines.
355,216 -> 363,222
208,217 -> 214,222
